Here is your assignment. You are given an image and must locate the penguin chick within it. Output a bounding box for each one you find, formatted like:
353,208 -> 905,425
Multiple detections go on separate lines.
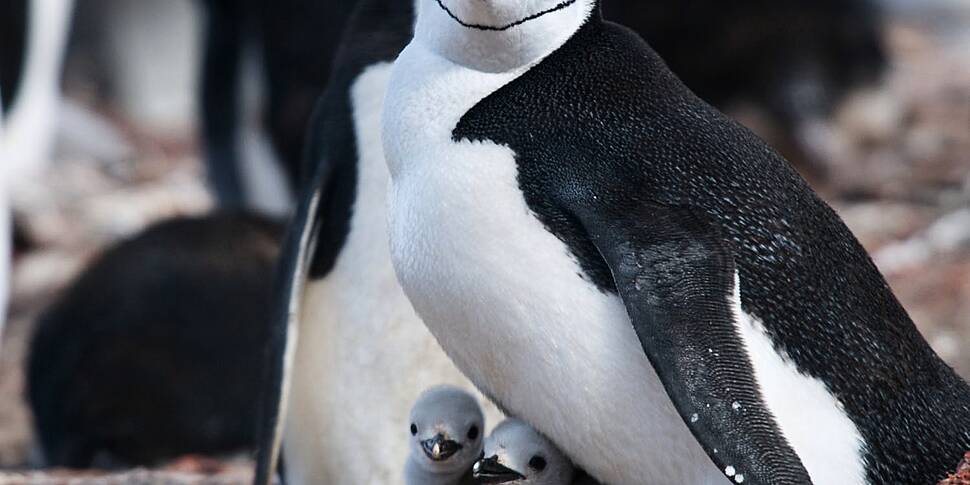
406,385 -> 485,485
474,419 -> 574,485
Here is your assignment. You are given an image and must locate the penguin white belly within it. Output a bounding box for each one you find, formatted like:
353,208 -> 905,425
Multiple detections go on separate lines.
384,44 -> 724,485
283,63 -> 501,485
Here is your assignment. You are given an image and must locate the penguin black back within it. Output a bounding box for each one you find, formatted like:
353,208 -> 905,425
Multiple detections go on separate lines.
27,213 -> 283,467
450,14 -> 969,483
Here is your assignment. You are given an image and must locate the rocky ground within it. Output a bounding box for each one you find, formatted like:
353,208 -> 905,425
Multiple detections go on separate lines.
0,11 -> 968,485
939,452 -> 970,485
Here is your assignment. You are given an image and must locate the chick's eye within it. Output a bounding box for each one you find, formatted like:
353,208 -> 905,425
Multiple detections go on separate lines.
528,455 -> 546,471
467,425 -> 480,440
410,424 -> 418,436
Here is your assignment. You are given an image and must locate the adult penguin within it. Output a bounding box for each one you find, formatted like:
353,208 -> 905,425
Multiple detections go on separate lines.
253,2 -> 501,485
381,1 -> 970,484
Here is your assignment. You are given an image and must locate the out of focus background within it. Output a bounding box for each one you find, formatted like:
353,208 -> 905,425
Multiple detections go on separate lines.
0,0 -> 968,482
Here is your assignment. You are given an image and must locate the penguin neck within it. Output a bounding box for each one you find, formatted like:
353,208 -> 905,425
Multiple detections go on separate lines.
414,0 -> 599,73
404,457 -> 468,485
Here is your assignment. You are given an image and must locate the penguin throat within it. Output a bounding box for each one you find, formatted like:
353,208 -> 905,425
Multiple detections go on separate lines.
416,0 -> 595,73
433,0 -> 579,31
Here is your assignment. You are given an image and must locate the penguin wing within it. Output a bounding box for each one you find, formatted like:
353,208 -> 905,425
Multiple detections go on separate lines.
252,166 -> 328,485
576,202 -> 812,485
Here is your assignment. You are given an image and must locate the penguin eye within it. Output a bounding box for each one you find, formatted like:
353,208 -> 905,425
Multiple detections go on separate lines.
528,455 -> 546,471
410,424 -> 418,436
467,425 -> 480,440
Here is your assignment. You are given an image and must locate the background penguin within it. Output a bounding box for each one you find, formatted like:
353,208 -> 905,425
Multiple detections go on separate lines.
1,0 -> 73,352
474,418 -> 575,485
253,2 -> 502,484
382,1 -> 970,484
27,212 -> 282,468
196,0 -> 358,207
406,386 -> 484,485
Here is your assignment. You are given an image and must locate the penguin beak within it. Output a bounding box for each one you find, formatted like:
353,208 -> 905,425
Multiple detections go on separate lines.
473,455 -> 526,483
421,434 -> 462,461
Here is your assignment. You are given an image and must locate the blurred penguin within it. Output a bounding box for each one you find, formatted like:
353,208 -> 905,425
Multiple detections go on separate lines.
26,212 -> 282,468
603,0 -> 887,178
1,0 -> 73,350
197,0 -> 358,208
405,386 -> 485,485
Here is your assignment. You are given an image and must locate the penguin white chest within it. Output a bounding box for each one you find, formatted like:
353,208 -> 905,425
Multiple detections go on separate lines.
383,43 -> 724,485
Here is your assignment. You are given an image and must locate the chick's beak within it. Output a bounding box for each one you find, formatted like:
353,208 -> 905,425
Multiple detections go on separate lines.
421,433 -> 462,461
473,455 -> 526,483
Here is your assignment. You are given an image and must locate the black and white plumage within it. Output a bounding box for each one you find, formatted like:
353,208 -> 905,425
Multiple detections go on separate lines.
405,386 -> 484,485
27,213 -> 282,467
252,2 -> 501,484
382,1 -> 970,484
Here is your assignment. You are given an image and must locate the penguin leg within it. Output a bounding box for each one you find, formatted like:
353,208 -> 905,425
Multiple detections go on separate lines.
576,202 -> 812,485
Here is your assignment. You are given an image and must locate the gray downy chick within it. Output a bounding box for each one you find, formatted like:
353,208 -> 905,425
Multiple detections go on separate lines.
474,418 -> 574,485
406,385 -> 486,485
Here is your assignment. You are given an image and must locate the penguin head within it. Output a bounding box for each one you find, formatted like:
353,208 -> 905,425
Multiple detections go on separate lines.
416,0 -> 597,72
473,418 -> 574,485
408,385 -> 485,475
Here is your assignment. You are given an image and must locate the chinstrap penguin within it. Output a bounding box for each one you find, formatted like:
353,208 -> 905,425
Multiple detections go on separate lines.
382,1 -> 970,484
405,386 -> 485,485
474,418 -> 574,485
252,2 -> 501,484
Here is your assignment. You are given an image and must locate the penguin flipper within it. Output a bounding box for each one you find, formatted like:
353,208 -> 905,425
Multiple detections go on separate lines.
253,166 -> 329,485
578,202 -> 811,485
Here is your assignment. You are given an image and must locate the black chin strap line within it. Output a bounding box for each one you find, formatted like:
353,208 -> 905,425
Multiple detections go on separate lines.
434,0 -> 580,31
